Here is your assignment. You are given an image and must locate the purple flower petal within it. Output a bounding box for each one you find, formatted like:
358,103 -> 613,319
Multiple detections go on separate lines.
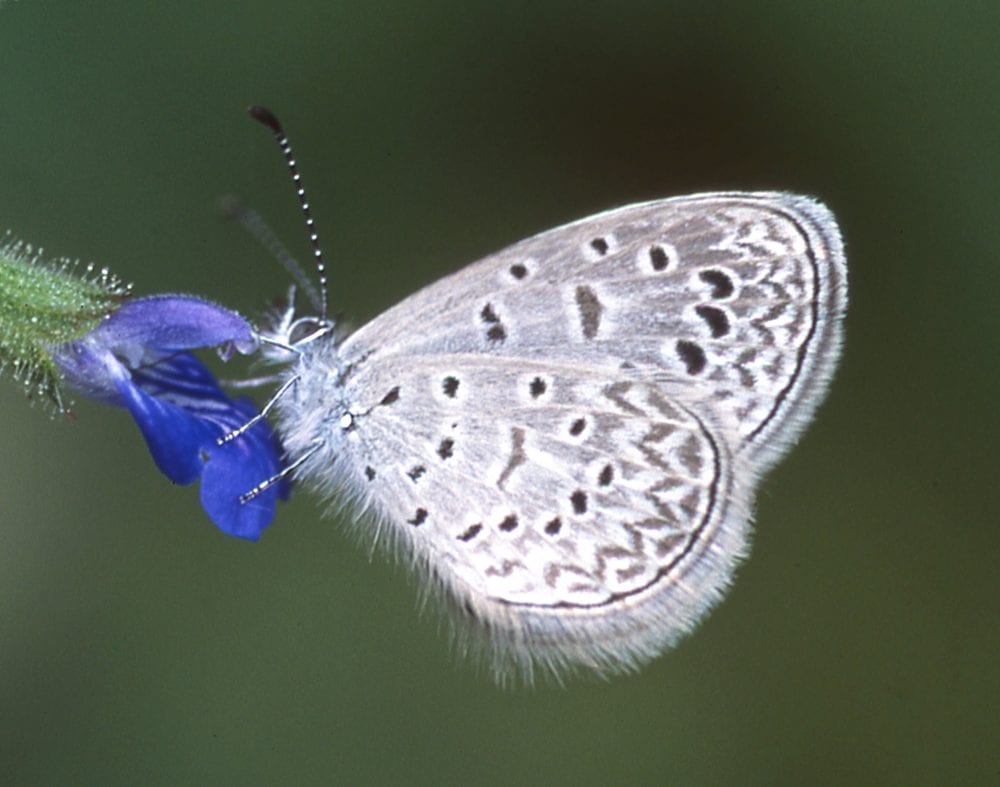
53,295 -> 288,540
89,295 -> 258,357
121,352 -> 285,540
53,296 -> 259,402
200,399 -> 289,541
115,353 -> 228,484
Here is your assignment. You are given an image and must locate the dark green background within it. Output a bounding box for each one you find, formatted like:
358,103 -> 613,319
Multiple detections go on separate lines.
1,2 -> 996,784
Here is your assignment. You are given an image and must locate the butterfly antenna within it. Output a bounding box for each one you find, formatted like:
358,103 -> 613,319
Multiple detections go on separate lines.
218,196 -> 322,312
249,105 -> 329,318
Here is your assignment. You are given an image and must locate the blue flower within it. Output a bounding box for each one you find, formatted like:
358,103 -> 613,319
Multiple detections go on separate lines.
52,295 -> 287,540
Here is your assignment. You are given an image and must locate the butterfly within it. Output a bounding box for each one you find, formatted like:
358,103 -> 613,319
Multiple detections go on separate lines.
248,108 -> 847,683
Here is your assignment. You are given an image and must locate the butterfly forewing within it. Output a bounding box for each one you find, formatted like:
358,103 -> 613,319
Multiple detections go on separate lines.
343,193 -> 845,465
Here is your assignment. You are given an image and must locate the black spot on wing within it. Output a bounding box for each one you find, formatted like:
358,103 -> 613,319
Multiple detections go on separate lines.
481,304 -> 500,323
575,285 -> 603,340
407,465 -> 426,482
676,340 -> 707,375
695,305 -> 730,338
496,428 -> 527,489
590,237 -> 609,256
699,269 -> 735,299
648,245 -> 670,271
480,303 -> 507,343
408,508 -> 428,526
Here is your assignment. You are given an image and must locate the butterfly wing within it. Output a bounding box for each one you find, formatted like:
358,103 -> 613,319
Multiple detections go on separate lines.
327,355 -> 749,679
282,191 -> 846,680
342,192 -> 846,470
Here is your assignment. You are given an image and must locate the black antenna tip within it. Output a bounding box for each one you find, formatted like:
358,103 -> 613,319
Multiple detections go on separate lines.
248,105 -> 283,135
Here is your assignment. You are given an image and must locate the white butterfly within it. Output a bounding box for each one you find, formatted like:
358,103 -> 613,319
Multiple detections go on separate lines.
256,187 -> 846,683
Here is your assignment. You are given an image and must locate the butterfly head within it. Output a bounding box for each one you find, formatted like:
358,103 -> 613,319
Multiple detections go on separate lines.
255,284 -> 335,364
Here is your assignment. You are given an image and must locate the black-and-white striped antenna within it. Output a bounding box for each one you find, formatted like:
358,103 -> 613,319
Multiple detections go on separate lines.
249,105 -> 329,318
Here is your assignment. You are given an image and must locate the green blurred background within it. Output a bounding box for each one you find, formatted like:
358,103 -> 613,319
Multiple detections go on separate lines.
1,2 -> 997,784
